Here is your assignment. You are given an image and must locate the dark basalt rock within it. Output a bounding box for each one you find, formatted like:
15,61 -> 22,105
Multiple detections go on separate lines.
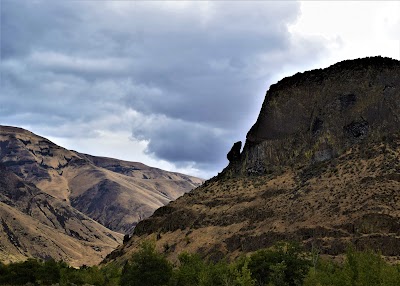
227,141 -> 242,162
344,120 -> 369,139
339,93 -> 357,110
311,117 -> 324,135
226,56 -> 400,176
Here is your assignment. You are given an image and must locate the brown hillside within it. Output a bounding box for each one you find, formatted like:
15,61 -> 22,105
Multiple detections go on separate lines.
104,56 -> 400,265
0,126 -> 203,265
0,165 -> 122,267
0,126 -> 202,233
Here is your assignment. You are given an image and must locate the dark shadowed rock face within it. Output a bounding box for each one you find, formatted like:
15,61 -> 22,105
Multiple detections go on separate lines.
104,57 -> 400,265
227,141 -> 242,162
227,56 -> 400,176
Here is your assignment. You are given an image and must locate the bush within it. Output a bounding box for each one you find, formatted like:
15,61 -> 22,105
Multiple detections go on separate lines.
170,252 -> 206,286
101,262 -> 121,286
1,241 -> 399,286
120,240 -> 173,286
229,257 -> 256,286
304,247 -> 400,286
170,252 -> 256,286
0,258 -> 41,285
248,241 -> 311,286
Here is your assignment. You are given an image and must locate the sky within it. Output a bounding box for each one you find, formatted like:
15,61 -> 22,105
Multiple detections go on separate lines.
1,1 -> 399,179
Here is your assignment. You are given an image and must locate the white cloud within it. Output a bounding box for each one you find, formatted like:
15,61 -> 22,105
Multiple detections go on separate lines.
290,1 -> 400,67
46,130 -> 209,179
29,51 -> 132,74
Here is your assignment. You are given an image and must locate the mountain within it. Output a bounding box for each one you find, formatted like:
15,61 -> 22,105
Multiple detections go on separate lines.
104,56 -> 400,264
0,165 -> 121,267
0,126 -> 203,265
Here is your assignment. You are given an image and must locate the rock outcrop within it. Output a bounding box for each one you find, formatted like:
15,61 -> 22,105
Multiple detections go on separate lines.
104,56 -> 400,265
227,141 -> 242,162
227,56 -> 400,176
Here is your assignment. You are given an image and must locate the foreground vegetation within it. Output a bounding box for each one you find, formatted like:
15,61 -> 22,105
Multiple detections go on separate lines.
1,241 -> 399,286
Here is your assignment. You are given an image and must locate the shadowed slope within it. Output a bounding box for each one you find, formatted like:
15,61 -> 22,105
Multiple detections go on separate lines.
0,165 -> 122,267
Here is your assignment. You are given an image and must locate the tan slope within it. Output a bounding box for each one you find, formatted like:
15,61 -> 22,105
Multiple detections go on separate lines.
0,125 -> 202,265
0,166 -> 122,267
0,126 -> 203,233
0,203 -> 121,267
104,57 -> 400,264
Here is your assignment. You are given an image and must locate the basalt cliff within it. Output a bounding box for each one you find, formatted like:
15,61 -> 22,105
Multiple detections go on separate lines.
0,126 -> 202,266
105,56 -> 400,264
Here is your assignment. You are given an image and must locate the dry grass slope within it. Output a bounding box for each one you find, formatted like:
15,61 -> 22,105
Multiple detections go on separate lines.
0,125 -> 203,266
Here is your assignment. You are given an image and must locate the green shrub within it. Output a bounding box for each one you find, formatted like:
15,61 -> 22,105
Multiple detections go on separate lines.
304,247 -> 400,286
248,241 -> 311,286
101,262 -> 122,286
170,252 -> 206,286
229,257 -> 256,286
170,252 -> 255,286
0,258 -> 40,285
1,241 -> 399,286
120,240 -> 173,286
37,259 -> 62,285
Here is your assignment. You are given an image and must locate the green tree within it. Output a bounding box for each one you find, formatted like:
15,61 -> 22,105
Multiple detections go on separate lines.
60,266 -> 86,286
170,252 -> 255,286
197,260 -> 231,286
303,257 -> 349,286
248,242 -> 310,286
37,259 -> 61,285
230,257 -> 256,286
344,247 -> 385,286
120,240 -> 173,286
304,248 -> 400,286
170,252 -> 206,286
101,262 -> 122,286
5,258 -> 41,285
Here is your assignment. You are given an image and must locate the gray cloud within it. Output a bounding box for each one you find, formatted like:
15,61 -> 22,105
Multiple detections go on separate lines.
132,114 -> 231,164
1,0 -> 329,177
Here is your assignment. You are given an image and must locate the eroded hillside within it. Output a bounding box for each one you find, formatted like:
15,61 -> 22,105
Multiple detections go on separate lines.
0,165 -> 122,266
105,56 -> 400,265
0,126 -> 203,265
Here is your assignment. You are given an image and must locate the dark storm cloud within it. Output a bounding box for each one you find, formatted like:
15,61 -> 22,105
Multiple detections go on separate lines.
132,114 -> 231,165
1,1 -> 83,59
1,1 -> 328,176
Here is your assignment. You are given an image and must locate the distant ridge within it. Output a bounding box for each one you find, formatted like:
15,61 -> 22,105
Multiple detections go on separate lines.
0,125 -> 203,265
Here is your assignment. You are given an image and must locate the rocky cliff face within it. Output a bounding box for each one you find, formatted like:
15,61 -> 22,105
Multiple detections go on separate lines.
227,56 -> 399,176
0,126 -> 203,265
105,57 -> 400,265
